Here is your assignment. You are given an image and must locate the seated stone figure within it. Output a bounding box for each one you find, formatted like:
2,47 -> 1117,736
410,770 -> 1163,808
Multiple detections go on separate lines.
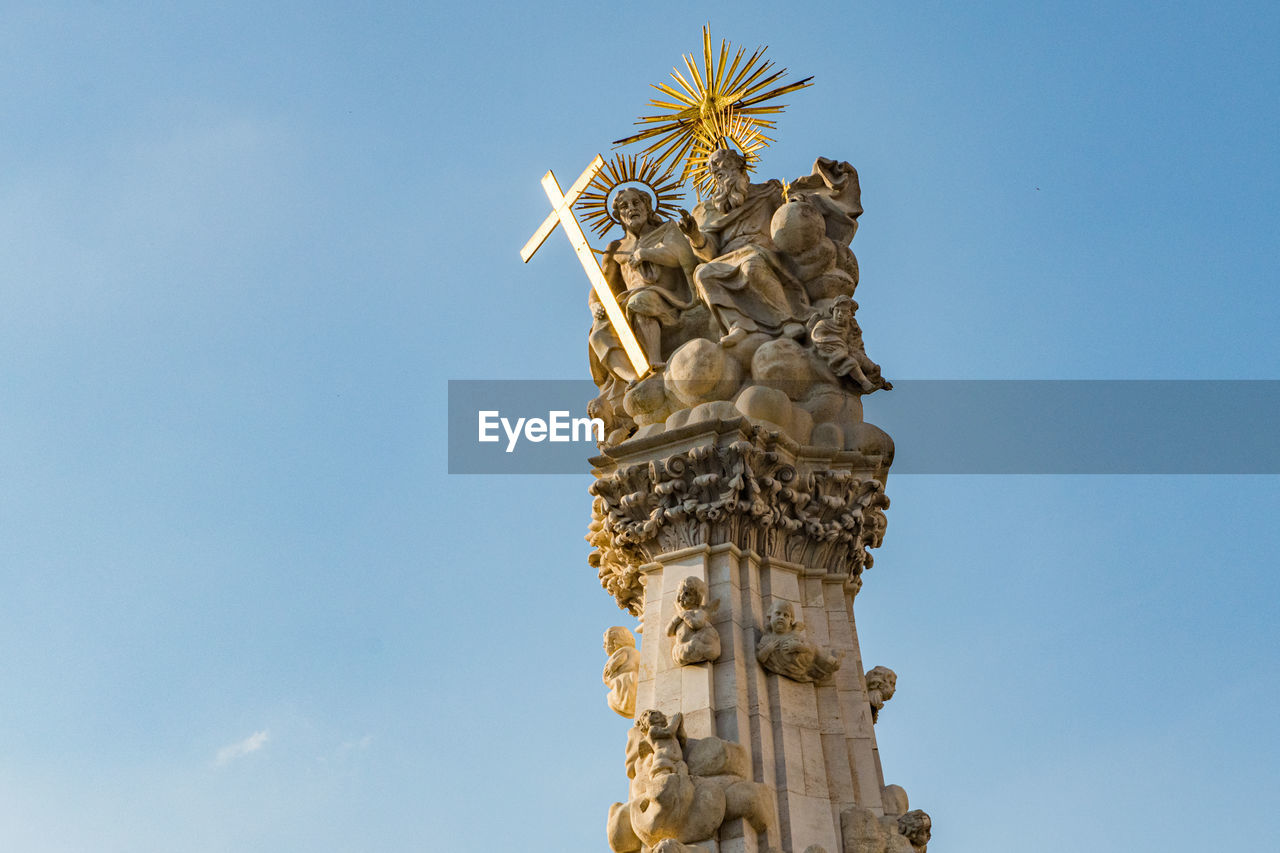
756,600 -> 841,683
590,187 -> 709,445
603,626 -> 642,719
809,295 -> 892,394
665,577 -> 721,666
678,148 -> 810,347
599,187 -> 702,369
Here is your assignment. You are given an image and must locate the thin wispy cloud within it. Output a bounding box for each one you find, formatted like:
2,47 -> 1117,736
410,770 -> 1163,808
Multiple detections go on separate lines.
338,734 -> 373,753
214,730 -> 269,767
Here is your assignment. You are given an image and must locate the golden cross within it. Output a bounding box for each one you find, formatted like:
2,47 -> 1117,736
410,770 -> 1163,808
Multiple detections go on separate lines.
521,155 -> 650,379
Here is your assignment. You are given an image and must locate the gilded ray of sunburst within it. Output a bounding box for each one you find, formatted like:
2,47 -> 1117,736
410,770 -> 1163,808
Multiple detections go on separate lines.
574,154 -> 686,238
684,107 -> 771,199
613,25 -> 812,185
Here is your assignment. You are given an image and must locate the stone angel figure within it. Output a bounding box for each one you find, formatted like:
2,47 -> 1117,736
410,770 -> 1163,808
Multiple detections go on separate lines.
665,577 -> 721,666
756,599 -> 842,683
603,626 -> 642,718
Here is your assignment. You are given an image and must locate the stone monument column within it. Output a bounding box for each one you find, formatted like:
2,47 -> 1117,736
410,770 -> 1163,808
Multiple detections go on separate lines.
591,419 -> 900,853
521,28 -> 933,853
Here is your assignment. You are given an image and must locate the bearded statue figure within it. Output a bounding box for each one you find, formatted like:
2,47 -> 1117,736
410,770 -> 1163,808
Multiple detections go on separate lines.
677,148 -> 810,347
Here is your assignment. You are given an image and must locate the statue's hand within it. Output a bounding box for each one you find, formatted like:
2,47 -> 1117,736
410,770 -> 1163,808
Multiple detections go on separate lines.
593,305 -> 607,321
677,208 -> 698,236
626,249 -> 646,267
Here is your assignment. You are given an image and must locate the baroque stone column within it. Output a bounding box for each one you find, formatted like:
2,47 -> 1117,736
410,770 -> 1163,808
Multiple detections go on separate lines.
590,416 -> 901,853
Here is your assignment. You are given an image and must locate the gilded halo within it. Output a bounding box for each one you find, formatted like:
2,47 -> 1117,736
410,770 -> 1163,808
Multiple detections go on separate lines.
613,25 -> 812,193
684,107 -> 770,199
575,154 -> 686,238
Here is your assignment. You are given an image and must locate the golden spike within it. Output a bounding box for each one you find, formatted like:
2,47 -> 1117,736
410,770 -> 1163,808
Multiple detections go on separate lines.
612,28 -> 812,180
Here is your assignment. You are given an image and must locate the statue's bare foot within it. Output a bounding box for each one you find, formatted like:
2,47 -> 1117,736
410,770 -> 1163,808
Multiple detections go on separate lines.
720,327 -> 748,347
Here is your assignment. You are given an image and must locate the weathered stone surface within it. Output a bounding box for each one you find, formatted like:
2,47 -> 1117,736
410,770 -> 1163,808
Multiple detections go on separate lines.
771,193 -> 855,308
751,338 -> 816,402
881,784 -> 909,817
735,385 -> 796,437
840,805 -> 915,853
667,337 -> 744,407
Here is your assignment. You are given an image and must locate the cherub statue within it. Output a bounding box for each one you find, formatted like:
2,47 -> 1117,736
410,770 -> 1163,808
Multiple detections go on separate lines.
603,626 -> 642,719
756,600 -> 842,683
631,709 -> 688,780
809,295 -> 892,393
665,577 -> 721,666
864,665 -> 897,723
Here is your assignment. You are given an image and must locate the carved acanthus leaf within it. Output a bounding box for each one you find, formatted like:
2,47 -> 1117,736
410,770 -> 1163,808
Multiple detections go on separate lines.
589,427 -> 889,613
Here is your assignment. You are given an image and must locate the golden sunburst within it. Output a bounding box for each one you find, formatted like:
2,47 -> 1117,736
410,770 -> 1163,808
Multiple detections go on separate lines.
574,154 -> 686,238
684,107 -> 770,199
613,25 -> 812,186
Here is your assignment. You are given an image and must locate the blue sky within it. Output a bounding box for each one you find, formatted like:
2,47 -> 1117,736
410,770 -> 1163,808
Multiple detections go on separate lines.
1,2 -> 1277,851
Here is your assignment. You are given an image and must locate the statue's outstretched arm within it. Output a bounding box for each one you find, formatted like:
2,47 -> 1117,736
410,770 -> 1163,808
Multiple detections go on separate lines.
677,208 -> 717,261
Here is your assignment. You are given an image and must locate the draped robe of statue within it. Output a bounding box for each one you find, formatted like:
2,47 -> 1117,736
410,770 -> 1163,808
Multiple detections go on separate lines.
590,219 -> 699,383
604,219 -> 699,344
689,180 -> 809,339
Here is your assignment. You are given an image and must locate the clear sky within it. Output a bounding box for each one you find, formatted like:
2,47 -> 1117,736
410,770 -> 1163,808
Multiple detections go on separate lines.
1,2 -> 1277,851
